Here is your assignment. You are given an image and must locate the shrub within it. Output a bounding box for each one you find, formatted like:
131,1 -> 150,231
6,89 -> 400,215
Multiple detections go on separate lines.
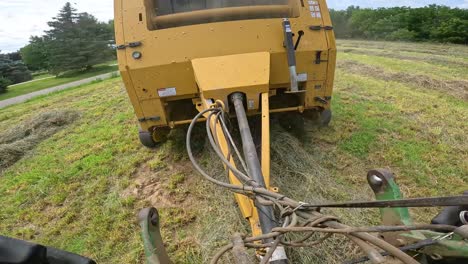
0,77 -> 11,94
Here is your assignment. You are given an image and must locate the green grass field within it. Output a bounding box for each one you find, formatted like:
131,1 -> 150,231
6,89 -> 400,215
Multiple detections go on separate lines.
32,73 -> 53,80
0,63 -> 118,101
0,40 -> 467,263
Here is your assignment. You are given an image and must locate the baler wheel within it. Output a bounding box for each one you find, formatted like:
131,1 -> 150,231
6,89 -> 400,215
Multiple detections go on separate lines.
138,129 -> 158,148
319,109 -> 332,127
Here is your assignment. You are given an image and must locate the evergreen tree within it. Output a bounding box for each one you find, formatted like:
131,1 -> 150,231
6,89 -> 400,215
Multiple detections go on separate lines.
46,2 -> 113,75
75,13 -> 114,70
46,3 -> 80,75
0,54 -> 32,87
0,76 -> 11,94
5,51 -> 22,62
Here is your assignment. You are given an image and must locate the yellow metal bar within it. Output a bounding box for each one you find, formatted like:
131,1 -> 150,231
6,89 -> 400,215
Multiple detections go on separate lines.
270,106 -> 304,114
169,118 -> 206,128
261,93 -> 271,188
197,98 -> 263,238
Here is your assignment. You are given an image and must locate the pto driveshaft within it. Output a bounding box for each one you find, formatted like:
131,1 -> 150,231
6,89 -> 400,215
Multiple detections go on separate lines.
231,93 -> 288,264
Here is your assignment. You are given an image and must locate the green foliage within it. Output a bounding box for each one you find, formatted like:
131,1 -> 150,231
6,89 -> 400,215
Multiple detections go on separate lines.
331,5 -> 468,44
386,29 -> 418,41
20,36 -> 49,71
0,55 -> 32,88
45,3 -> 114,75
21,2 -> 115,75
0,77 -> 11,94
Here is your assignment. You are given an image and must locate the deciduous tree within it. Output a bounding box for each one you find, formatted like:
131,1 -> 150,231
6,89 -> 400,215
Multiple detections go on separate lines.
20,36 -> 49,71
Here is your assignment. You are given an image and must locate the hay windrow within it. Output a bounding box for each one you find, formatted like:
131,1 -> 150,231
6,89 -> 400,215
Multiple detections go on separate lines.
0,110 -> 80,171
340,48 -> 468,68
337,60 -> 468,100
269,124 -> 375,263
338,40 -> 468,58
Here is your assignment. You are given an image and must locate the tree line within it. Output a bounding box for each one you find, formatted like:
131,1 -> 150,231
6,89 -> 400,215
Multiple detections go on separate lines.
0,52 -> 32,93
330,5 -> 468,44
1,2 -> 114,94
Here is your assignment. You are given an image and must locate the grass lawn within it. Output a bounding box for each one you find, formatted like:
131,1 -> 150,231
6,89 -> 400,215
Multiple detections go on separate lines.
32,73 -> 53,80
0,63 -> 118,101
0,41 -> 467,263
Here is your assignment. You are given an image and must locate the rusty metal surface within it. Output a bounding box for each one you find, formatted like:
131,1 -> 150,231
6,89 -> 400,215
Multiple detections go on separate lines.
303,195 -> 468,209
231,233 -> 254,264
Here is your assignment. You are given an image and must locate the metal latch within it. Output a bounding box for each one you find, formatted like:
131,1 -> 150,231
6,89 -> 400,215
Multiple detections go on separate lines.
116,41 -> 142,50
314,97 -> 329,104
309,25 -> 334,31
138,116 -> 161,122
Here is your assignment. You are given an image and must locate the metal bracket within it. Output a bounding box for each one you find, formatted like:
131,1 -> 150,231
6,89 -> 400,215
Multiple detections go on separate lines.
367,169 -> 412,246
138,208 -> 172,264
367,169 -> 413,225
138,116 -> 161,122
282,19 -> 308,93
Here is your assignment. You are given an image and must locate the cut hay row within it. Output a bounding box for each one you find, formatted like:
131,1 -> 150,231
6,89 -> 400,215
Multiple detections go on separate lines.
269,125 -> 375,263
0,110 -> 80,170
338,40 -> 468,58
339,52 -> 468,81
337,60 -> 468,100
339,47 -> 468,68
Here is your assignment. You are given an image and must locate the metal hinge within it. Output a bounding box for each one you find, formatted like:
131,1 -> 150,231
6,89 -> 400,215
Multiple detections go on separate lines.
314,97 -> 329,104
138,116 -> 161,122
315,51 -> 329,65
116,41 -> 142,50
309,25 -> 333,31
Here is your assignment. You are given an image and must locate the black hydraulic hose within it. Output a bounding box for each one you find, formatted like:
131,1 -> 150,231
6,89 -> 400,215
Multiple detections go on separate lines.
216,113 -> 248,173
186,108 -> 244,190
205,110 -> 256,185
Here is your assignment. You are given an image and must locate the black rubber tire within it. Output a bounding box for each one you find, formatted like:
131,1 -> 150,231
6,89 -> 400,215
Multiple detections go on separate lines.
138,129 -> 158,148
319,109 -> 332,127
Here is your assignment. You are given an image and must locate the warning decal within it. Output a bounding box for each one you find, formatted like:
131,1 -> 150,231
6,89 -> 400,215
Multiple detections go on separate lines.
308,0 -> 322,18
158,87 -> 177,97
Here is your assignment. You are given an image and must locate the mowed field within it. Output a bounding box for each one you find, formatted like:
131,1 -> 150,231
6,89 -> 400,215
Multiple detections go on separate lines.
0,40 -> 467,263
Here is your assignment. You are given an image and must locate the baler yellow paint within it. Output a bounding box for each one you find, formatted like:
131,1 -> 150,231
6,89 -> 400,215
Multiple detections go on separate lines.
115,0 -> 336,132
115,0 -> 337,244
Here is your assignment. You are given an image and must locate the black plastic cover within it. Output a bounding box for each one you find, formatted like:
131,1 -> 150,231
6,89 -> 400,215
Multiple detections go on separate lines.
0,236 -> 95,264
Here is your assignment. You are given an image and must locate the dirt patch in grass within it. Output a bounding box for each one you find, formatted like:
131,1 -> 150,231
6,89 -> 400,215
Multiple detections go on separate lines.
337,60 -> 468,100
122,132 -> 209,263
341,48 -> 468,68
124,160 -> 194,208
0,110 -> 80,171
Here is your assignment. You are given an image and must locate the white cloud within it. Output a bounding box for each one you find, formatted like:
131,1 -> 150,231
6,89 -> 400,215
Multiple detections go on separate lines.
460,0 -> 468,8
0,0 -> 113,53
0,0 -> 466,53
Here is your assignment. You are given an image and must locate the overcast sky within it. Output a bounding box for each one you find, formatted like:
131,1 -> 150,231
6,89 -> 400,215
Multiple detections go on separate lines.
0,0 -> 467,53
